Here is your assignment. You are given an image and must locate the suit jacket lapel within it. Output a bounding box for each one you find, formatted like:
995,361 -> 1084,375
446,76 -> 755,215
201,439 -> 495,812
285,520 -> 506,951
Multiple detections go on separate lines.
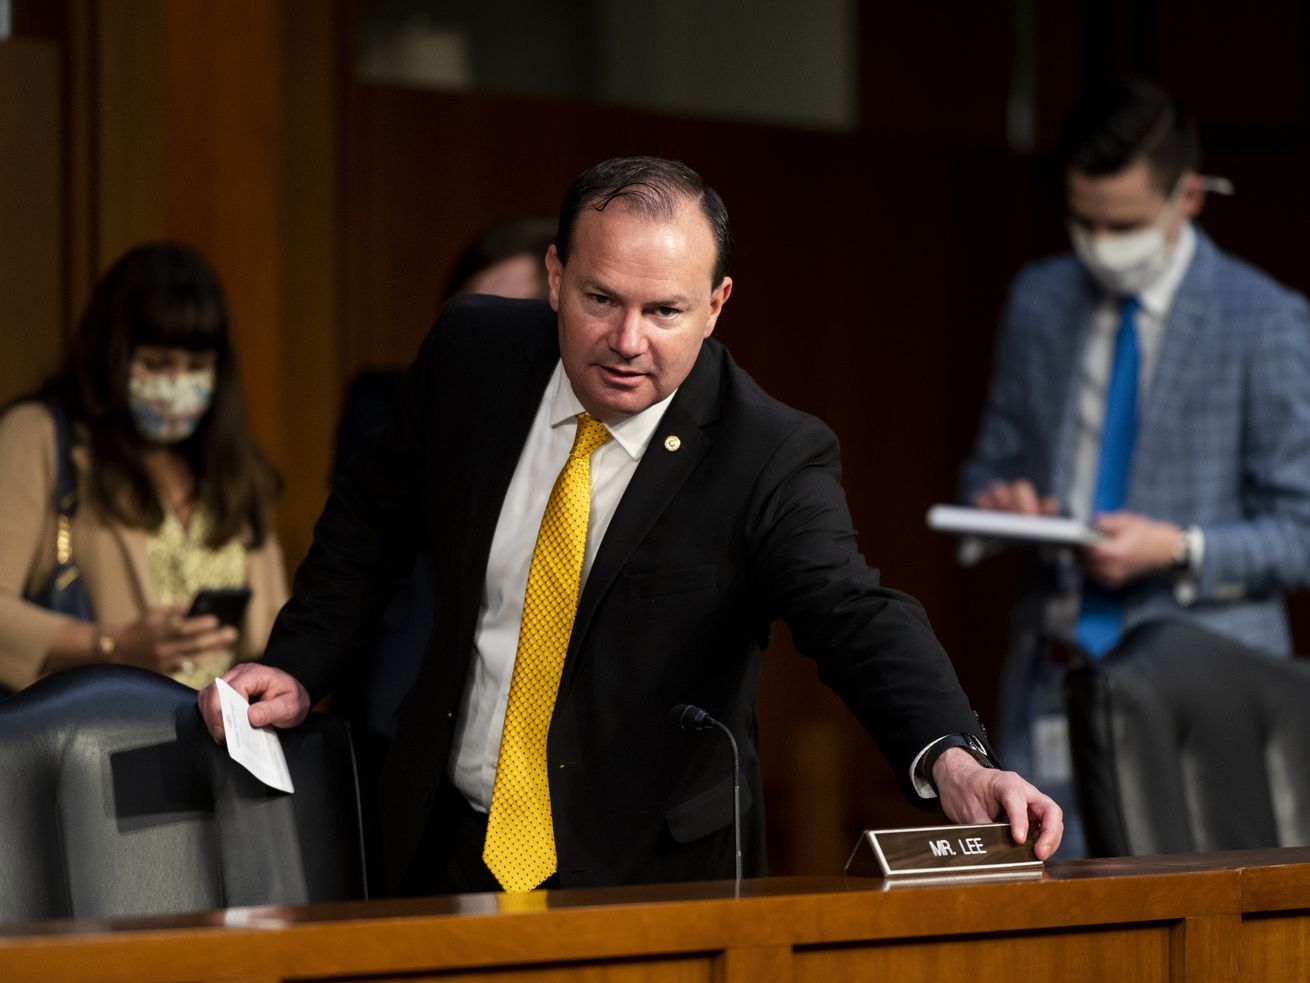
71,444 -> 151,606
449,321 -> 559,631
1131,231 -> 1216,501
565,341 -> 721,674
109,524 -> 152,605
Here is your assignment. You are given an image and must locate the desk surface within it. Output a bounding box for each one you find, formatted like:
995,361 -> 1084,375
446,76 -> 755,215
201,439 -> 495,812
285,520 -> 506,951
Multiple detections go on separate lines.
2,847 -> 1308,982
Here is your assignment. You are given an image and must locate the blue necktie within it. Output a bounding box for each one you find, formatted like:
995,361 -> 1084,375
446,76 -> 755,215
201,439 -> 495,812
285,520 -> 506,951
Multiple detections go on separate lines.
1075,296 -> 1140,658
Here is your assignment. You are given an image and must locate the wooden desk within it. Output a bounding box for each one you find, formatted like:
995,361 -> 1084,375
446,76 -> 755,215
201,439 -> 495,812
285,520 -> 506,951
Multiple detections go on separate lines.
1,848 -> 1307,982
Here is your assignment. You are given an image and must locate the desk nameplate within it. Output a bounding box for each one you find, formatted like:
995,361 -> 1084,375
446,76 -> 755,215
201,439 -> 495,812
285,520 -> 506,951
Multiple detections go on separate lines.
844,822 -> 1042,878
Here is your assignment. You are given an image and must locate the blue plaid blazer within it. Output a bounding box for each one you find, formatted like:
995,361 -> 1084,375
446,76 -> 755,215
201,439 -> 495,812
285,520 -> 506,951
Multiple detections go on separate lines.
963,228 -> 1310,656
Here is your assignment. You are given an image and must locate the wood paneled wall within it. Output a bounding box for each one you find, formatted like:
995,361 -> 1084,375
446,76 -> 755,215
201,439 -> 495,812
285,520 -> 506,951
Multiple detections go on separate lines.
54,0 -> 346,566
0,39 -> 64,406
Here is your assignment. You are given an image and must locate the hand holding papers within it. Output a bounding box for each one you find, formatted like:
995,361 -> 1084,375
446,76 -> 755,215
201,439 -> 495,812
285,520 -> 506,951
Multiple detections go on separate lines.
926,504 -> 1102,547
216,677 -> 295,793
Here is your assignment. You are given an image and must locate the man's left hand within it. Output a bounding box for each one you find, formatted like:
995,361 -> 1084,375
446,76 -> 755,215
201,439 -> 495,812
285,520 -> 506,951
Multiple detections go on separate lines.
1083,511 -> 1182,588
932,748 -> 1063,860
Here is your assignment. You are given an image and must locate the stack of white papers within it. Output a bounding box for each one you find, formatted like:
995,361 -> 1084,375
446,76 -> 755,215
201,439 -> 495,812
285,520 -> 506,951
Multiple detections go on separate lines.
926,504 -> 1100,546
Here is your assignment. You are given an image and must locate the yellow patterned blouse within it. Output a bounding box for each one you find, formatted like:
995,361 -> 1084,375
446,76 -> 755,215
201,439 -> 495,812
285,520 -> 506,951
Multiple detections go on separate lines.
146,507 -> 247,690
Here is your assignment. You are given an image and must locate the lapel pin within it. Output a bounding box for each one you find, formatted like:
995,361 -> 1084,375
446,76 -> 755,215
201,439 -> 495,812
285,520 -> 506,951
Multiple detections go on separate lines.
663,435 -> 681,452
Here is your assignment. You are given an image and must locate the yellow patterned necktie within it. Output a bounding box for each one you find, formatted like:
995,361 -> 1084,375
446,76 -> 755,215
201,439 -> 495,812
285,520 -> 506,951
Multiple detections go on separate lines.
484,412 -> 612,892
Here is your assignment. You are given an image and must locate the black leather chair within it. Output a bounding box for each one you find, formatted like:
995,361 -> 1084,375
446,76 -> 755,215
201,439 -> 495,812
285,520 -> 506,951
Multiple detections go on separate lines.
1067,619 -> 1310,857
0,664 -> 367,921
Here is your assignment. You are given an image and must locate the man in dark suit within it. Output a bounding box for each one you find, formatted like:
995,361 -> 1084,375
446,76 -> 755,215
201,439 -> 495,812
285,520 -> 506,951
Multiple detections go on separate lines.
200,157 -> 1061,894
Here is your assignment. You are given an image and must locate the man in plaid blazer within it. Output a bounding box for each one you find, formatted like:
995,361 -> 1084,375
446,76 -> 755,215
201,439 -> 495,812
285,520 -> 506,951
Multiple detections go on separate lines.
962,82 -> 1310,854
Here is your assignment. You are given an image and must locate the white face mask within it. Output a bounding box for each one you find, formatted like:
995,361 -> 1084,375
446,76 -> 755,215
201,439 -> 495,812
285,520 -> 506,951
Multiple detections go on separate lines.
1068,181 -> 1185,297
128,369 -> 215,444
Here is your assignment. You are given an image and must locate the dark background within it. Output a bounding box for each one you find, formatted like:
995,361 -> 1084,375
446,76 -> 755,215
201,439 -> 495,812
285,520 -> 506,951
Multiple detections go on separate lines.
3,0 -> 1308,875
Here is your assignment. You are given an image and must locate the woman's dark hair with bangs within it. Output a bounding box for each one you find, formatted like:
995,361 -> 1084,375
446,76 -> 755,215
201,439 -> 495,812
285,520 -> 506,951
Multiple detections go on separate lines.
42,242 -> 280,548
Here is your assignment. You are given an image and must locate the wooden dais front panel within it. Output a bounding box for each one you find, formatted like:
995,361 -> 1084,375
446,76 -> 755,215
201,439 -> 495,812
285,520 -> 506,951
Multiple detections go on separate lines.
1,849 -> 1309,981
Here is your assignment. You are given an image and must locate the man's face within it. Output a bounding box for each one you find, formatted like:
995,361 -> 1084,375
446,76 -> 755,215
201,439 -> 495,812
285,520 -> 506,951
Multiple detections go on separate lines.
547,201 -> 732,422
1066,158 -> 1201,246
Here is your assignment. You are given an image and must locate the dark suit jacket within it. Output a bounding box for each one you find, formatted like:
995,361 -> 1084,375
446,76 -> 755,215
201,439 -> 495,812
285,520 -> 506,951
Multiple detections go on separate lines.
265,295 -> 984,890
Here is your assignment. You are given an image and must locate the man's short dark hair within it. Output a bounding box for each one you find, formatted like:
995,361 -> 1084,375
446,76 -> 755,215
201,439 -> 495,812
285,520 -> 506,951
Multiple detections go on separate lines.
556,156 -> 731,287
1058,81 -> 1200,194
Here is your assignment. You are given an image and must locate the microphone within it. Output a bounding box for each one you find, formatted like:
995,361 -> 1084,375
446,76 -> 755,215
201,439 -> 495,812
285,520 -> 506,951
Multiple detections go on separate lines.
670,703 -> 742,884
671,703 -> 713,732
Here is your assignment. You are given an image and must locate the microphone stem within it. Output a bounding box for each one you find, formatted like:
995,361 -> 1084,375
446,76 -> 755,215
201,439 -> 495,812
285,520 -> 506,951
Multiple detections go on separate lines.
708,718 -> 742,885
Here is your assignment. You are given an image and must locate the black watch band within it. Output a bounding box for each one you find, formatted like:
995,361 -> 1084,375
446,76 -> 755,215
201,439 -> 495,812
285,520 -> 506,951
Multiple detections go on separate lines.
921,733 -> 997,794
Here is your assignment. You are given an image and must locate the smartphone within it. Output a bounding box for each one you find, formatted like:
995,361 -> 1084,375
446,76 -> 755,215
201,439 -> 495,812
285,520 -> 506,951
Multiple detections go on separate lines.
187,587 -> 252,629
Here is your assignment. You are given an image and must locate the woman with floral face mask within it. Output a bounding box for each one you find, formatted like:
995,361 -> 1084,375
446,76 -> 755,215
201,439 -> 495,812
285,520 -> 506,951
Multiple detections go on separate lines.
0,243 -> 288,692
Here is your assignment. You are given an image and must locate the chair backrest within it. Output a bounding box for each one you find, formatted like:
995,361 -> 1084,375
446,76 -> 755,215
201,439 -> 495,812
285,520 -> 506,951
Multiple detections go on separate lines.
1067,619 -> 1310,857
0,664 -> 367,922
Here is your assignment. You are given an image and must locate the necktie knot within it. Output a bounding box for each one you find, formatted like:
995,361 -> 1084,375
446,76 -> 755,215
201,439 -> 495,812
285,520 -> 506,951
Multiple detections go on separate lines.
571,413 -> 611,460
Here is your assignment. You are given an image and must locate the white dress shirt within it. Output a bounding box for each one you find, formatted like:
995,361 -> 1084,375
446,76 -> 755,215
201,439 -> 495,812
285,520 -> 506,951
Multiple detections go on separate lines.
448,362 -> 676,811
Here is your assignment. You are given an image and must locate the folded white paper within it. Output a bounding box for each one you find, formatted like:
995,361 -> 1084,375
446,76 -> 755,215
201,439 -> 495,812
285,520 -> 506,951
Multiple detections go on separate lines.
216,677 -> 295,794
926,504 -> 1101,547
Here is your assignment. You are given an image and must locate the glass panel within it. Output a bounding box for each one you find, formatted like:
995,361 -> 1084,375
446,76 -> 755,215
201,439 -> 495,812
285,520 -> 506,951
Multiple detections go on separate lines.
359,0 -> 857,131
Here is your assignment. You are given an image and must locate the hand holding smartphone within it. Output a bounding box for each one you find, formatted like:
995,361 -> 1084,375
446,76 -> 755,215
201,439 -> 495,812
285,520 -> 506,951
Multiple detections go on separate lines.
187,587 -> 252,629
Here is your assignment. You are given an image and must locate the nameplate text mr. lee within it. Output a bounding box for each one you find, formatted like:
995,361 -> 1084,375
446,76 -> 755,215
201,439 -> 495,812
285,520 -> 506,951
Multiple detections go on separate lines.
844,822 -> 1042,878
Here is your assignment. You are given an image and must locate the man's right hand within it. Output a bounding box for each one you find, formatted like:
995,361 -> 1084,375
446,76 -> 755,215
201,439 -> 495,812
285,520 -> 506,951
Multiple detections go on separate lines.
933,748 -> 1064,861
197,662 -> 310,743
972,479 -> 1060,516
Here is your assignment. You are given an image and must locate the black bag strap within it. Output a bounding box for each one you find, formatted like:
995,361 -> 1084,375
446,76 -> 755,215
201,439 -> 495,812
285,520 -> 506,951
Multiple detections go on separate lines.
44,399 -> 79,520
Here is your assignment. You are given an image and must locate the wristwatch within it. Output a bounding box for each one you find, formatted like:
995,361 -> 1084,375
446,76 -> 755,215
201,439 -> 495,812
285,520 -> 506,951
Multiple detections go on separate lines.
1170,527 -> 1196,571
921,732 -> 997,794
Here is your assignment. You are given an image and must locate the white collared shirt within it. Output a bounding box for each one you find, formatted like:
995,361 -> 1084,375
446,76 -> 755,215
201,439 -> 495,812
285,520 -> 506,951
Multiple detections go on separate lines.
448,362 -> 677,811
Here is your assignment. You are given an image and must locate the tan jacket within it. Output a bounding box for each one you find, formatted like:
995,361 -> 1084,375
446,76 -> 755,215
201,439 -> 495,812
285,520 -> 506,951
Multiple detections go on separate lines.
0,402 -> 290,691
